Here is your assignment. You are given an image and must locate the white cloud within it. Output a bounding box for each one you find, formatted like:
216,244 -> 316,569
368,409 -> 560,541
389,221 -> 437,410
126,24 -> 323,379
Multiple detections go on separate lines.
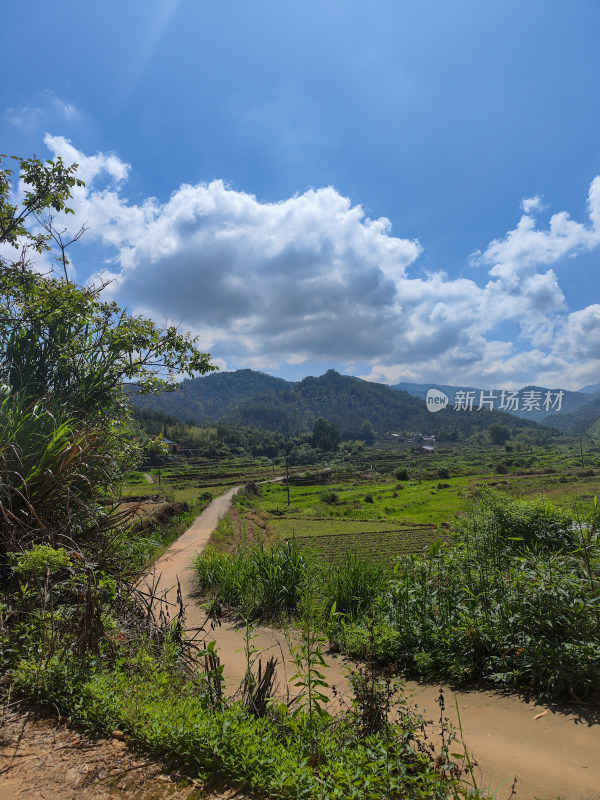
44,134 -> 129,185
554,305 -> 600,360
477,177 -> 600,281
39,137 -> 600,389
521,195 -> 543,214
5,91 -> 79,133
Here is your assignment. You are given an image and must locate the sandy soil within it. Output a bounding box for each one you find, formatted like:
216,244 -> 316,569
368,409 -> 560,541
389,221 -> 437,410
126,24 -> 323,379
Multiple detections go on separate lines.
0,703 -> 255,800
149,488 -> 600,800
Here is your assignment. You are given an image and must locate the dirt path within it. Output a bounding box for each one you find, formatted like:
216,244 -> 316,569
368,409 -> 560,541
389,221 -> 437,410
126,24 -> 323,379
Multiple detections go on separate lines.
147,488 -> 600,800
0,703 -> 255,800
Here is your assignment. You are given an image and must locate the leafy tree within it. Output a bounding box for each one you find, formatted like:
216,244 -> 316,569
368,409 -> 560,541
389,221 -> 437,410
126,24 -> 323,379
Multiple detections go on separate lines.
144,434 -> 170,460
287,443 -> 318,466
0,154 -> 216,580
488,422 -> 510,445
311,417 -> 340,452
0,152 -> 84,255
338,439 -> 365,458
358,420 -> 376,446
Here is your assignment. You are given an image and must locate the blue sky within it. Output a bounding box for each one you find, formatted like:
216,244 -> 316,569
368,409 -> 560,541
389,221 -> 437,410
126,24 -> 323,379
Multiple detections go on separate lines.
2,0 -> 600,389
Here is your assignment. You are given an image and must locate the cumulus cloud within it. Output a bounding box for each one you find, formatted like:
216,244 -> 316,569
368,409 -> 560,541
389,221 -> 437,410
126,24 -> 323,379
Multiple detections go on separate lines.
40,136 -> 600,389
477,178 -> 600,281
521,195 -> 544,214
44,134 -> 129,185
554,305 -> 600,360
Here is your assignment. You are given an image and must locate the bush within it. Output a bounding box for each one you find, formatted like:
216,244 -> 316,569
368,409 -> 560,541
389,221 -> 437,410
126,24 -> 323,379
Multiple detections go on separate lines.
12,545 -> 71,580
321,490 -> 339,505
375,493 -> 600,699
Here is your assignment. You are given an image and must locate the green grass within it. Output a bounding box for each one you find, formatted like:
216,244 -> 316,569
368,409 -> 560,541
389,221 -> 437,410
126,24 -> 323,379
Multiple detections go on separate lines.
118,481 -> 164,499
256,476 -> 474,526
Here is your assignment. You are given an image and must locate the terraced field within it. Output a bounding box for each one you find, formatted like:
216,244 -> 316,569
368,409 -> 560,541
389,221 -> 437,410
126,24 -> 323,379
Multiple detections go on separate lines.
257,476 -> 474,525
274,517 -> 440,565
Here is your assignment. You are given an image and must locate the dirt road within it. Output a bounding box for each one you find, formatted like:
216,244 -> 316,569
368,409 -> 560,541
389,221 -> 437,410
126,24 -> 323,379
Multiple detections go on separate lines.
149,489 -> 600,800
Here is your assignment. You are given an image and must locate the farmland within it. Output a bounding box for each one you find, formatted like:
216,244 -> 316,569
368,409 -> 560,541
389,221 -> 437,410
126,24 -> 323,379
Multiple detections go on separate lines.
284,524 -> 441,565
129,436 -> 600,568
188,437 -> 600,703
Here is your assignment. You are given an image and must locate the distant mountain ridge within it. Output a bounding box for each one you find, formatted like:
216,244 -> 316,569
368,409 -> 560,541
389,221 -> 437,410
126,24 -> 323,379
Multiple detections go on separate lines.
131,369 -> 545,439
579,382 -> 600,394
392,381 -> 600,433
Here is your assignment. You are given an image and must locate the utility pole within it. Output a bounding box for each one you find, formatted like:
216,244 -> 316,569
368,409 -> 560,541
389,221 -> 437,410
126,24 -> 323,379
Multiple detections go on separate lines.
286,460 -> 290,507
580,436 -> 585,470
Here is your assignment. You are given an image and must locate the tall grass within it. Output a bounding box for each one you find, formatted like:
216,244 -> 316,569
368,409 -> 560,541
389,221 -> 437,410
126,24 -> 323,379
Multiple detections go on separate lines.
339,490 -> 600,700
324,553 -> 385,616
193,542 -> 308,618
193,542 -> 386,622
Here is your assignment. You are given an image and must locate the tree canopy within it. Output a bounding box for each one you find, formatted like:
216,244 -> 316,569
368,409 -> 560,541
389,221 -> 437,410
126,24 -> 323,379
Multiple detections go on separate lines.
0,154 -> 216,578
312,417 -> 340,452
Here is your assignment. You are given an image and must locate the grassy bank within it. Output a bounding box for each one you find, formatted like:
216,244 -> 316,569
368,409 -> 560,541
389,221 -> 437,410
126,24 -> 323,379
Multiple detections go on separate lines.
193,482 -> 600,701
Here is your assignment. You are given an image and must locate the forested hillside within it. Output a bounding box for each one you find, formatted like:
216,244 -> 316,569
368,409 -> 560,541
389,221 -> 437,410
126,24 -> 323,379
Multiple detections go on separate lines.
541,394 -> 600,434
132,368 -> 550,440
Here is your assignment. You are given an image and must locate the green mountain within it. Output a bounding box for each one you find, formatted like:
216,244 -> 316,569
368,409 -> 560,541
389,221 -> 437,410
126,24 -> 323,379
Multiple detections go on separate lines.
130,369 -> 290,425
541,395 -> 600,434
131,368 -> 547,439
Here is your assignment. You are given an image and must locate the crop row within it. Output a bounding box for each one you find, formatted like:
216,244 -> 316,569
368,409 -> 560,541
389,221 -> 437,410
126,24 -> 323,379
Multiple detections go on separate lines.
289,527 -> 440,565
270,516 -> 431,538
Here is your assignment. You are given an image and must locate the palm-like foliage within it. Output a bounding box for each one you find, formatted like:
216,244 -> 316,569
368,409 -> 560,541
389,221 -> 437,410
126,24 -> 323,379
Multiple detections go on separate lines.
0,392 -> 130,574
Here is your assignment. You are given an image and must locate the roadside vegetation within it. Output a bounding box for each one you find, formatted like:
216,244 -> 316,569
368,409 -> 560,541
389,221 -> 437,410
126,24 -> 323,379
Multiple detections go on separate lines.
1,154 -> 496,799
194,453 -> 600,703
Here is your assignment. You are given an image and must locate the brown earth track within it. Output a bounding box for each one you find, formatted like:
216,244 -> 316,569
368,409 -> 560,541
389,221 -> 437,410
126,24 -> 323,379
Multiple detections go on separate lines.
0,703 -> 255,800
149,488 -> 600,800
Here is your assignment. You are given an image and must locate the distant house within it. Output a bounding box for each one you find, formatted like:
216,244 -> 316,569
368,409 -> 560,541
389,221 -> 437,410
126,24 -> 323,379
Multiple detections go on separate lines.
162,438 -> 184,454
416,444 -> 436,454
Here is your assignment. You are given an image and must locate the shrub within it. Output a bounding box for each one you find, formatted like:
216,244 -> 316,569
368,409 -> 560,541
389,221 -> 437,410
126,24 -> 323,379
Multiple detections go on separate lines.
376,493 -> 600,699
321,490 -> 339,505
12,545 -> 71,580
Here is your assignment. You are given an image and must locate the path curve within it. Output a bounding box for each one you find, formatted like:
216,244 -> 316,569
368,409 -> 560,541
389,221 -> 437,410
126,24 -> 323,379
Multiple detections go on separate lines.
149,490 -> 600,800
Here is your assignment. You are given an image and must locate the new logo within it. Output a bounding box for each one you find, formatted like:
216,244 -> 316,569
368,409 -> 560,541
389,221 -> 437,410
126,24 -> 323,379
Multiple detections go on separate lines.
426,388 -> 449,412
